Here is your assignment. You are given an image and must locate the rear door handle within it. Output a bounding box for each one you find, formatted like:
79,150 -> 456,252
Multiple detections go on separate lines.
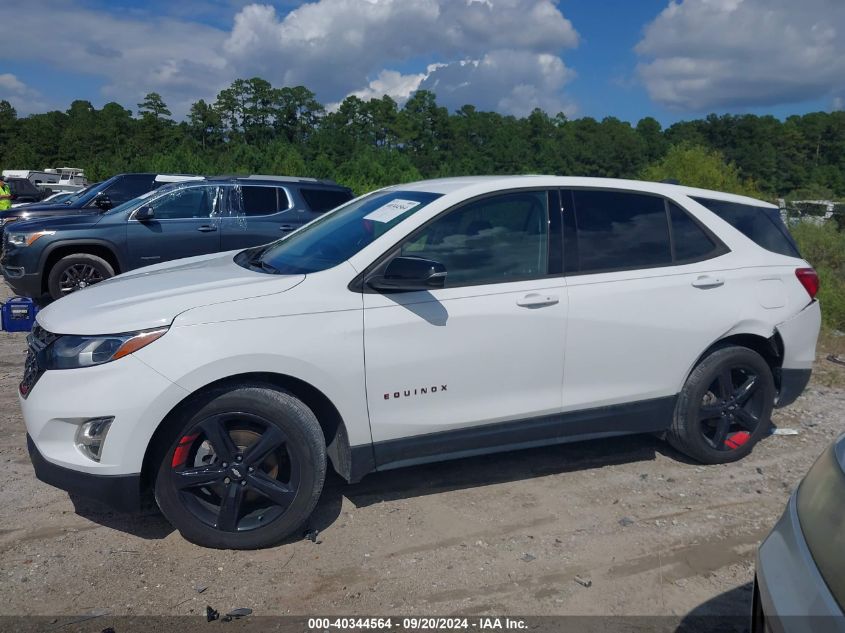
691,275 -> 724,289
279,224 -> 295,232
517,293 -> 559,308
197,225 -> 218,233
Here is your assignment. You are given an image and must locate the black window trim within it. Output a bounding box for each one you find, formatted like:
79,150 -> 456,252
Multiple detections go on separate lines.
237,183 -> 293,218
560,186 -> 730,277
350,187 -> 564,293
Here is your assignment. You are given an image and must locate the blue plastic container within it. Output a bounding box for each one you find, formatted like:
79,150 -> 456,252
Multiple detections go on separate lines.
1,297 -> 39,332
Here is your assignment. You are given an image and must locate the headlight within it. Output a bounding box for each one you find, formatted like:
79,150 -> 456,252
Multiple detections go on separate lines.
796,434 -> 845,606
7,230 -> 54,247
43,328 -> 168,370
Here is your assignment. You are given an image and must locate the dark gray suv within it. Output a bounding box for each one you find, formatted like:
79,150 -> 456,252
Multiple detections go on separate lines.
1,175 -> 353,300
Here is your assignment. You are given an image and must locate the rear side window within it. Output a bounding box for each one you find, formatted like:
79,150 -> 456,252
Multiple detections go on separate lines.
571,190 -> 672,273
692,197 -> 800,258
669,202 -> 719,261
240,186 -> 289,216
300,188 -> 354,213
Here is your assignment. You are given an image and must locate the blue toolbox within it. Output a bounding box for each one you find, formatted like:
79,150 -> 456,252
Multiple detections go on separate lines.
1,297 -> 39,332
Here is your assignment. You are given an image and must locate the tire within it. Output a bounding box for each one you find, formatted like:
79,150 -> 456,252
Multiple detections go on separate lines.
154,384 -> 326,549
47,253 -> 114,300
667,346 -> 775,464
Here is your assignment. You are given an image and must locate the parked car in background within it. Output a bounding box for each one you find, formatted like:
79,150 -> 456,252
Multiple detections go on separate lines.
1,175 -> 353,299
19,176 -> 820,548
0,173 -> 202,234
40,191 -> 78,204
754,433 -> 845,632
5,177 -> 51,205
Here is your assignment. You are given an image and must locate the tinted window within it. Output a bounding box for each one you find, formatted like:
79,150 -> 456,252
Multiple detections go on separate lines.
148,185 -> 217,220
398,191 -> 549,287
246,190 -> 441,275
573,190 -> 671,272
669,202 -> 718,261
241,185 -> 285,216
301,188 -> 354,213
691,197 -> 800,258
105,175 -> 155,205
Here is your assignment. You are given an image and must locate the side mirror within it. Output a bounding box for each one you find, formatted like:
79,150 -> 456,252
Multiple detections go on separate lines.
134,206 -> 155,221
367,256 -> 447,291
94,194 -> 113,210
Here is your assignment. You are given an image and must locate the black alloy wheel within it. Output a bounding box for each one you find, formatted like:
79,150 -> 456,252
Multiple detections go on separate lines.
697,364 -> 766,451
169,413 -> 301,533
58,263 -> 104,294
668,346 -> 775,464
154,385 -> 326,549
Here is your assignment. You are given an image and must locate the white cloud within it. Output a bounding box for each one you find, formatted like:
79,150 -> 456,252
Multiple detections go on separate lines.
0,1 -> 230,117
0,0 -> 580,117
224,0 -> 579,112
419,51 -> 577,116
0,73 -> 49,113
636,0 -> 845,111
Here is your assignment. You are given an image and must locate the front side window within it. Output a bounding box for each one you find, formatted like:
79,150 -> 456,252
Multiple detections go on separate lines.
240,185 -> 288,216
572,190 -> 672,273
397,191 -> 549,287
242,190 -> 442,275
147,185 -> 218,220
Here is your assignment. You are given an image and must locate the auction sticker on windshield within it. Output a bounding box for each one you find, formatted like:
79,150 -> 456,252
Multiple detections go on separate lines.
363,199 -> 421,223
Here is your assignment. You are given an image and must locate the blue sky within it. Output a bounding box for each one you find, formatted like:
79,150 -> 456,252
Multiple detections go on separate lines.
0,0 -> 842,126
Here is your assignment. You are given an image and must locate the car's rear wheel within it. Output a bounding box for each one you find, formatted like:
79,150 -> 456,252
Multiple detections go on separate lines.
668,346 -> 775,464
154,384 -> 326,549
47,253 -> 114,300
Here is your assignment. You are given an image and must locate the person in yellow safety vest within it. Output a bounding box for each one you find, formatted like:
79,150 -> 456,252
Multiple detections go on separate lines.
0,176 -> 11,211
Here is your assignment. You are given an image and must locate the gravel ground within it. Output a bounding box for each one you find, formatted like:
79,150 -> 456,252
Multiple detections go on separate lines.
1,284 -> 843,623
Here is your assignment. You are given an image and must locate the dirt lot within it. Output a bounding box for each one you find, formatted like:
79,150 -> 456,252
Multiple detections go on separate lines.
1,284 -> 844,624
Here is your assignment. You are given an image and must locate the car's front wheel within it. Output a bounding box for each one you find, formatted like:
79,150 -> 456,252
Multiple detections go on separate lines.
47,253 -> 114,300
668,346 -> 776,464
154,384 -> 326,549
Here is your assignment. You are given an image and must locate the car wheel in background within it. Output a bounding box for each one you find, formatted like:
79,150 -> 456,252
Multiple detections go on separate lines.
47,253 -> 114,300
668,346 -> 775,464
153,384 -> 327,549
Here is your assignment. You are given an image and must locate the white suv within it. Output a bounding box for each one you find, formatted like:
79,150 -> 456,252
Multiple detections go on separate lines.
20,176 -> 821,549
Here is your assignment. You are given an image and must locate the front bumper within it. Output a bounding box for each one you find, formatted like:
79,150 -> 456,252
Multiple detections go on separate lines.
1,266 -> 41,297
21,352 -> 189,476
755,494 -> 844,632
27,434 -> 141,512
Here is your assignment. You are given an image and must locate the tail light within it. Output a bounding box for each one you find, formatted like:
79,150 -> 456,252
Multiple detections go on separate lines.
795,267 -> 819,299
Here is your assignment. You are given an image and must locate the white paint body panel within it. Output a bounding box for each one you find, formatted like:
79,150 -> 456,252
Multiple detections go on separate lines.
19,176 -> 822,478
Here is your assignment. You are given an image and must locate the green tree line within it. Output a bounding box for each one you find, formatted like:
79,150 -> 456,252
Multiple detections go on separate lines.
1,77 -> 845,198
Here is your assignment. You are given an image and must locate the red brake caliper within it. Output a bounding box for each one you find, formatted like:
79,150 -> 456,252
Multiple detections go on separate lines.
725,431 -> 751,450
171,433 -> 200,468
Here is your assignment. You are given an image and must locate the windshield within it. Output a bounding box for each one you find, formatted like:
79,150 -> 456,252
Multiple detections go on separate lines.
62,178 -> 112,205
237,190 -> 442,275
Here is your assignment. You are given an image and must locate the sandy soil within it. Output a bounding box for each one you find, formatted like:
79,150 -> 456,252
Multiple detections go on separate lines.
1,284 -> 843,623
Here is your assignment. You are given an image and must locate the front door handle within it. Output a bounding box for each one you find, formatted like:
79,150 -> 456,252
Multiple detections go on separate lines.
517,293 -> 559,308
691,275 -> 724,289
279,224 -> 295,232
197,225 -> 218,233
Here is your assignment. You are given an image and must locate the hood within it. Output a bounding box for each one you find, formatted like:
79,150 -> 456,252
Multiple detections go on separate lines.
36,250 -> 305,335
11,201 -> 87,212
4,212 -> 104,233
